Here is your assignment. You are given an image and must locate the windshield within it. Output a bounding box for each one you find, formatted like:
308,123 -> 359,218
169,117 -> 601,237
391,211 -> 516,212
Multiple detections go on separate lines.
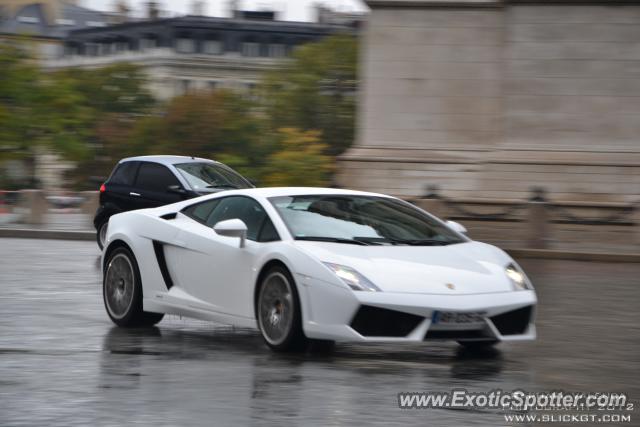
174,162 -> 251,191
269,195 -> 466,246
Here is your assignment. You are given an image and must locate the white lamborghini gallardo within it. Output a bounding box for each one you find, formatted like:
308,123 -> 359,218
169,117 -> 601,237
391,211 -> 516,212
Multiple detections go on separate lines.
101,187 -> 536,352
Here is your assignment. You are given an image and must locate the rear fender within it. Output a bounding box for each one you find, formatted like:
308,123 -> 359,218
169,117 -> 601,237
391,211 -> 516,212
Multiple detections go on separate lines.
93,203 -> 123,229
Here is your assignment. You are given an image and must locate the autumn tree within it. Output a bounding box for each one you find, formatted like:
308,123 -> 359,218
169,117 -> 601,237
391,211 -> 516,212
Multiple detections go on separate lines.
261,128 -> 334,187
259,34 -> 358,156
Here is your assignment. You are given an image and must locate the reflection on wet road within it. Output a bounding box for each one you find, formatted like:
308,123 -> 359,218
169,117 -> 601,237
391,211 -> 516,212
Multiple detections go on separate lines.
0,238 -> 638,426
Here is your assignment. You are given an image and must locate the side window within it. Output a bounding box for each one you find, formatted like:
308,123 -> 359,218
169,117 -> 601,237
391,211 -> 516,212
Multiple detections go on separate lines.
257,218 -> 279,242
182,199 -> 221,224
205,196 -> 279,242
109,161 -> 138,185
135,162 -> 180,192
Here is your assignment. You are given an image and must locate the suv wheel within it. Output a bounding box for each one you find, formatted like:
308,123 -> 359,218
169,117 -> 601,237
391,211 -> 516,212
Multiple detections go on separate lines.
97,220 -> 108,250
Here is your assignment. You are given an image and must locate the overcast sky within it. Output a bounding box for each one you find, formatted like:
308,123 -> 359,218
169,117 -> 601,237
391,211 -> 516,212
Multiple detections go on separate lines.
81,0 -> 368,21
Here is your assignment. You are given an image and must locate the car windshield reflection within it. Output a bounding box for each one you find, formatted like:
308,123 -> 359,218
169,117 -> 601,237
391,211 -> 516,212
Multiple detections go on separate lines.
269,195 -> 465,245
175,162 -> 251,191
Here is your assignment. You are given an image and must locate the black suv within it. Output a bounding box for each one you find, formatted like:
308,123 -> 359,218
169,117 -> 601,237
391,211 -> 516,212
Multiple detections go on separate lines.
94,155 -> 253,249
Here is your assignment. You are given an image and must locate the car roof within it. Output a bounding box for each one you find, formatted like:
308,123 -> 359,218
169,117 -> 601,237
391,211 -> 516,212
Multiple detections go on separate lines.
119,155 -> 220,166
143,187 -> 398,218
207,187 -> 393,199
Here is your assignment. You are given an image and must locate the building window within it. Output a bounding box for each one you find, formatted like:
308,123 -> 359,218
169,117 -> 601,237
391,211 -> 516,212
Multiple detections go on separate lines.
113,41 -> 128,54
100,43 -> 112,55
180,79 -> 191,94
66,45 -> 78,56
140,38 -> 157,50
17,16 -> 39,23
176,38 -> 195,53
241,42 -> 260,57
203,39 -> 222,55
268,43 -> 285,58
85,43 -> 99,56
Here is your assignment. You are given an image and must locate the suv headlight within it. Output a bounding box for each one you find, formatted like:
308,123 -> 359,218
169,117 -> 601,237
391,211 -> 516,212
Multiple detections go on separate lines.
506,263 -> 533,291
323,262 -> 381,292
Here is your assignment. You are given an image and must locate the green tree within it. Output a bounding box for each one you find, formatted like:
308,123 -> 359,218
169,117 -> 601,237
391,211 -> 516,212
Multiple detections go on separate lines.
0,44 -> 34,163
156,90 -> 260,157
261,128 -> 334,187
55,63 -> 155,115
57,63 -> 156,187
128,89 -> 264,164
0,43 -> 94,185
260,34 -> 358,156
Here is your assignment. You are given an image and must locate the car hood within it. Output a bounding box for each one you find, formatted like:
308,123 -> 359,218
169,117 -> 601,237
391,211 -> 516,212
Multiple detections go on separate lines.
295,241 -> 515,295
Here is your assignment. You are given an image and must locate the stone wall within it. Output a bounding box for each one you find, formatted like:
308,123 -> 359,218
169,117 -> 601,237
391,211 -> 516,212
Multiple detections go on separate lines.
338,0 -> 640,202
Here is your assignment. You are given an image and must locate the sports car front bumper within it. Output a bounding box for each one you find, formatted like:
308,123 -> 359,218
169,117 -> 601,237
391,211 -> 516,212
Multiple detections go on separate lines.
298,276 -> 536,343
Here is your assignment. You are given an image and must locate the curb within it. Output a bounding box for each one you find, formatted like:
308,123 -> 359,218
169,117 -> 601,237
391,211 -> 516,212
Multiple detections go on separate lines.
0,228 -> 95,241
0,228 -> 638,263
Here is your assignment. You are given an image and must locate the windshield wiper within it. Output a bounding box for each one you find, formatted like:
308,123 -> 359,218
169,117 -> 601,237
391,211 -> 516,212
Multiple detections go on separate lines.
386,238 -> 453,246
295,236 -> 370,246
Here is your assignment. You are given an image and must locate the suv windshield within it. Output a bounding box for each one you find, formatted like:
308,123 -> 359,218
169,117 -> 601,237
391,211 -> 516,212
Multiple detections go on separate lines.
269,195 -> 466,246
174,162 -> 251,191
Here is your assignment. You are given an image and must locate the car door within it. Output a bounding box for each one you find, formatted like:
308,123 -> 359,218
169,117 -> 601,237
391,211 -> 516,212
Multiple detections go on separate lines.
133,162 -> 186,208
104,161 -> 145,211
164,196 -> 280,319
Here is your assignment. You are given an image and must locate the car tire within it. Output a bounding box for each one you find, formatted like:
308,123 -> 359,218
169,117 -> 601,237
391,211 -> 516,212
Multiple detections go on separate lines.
97,219 -> 109,250
256,266 -> 308,352
103,246 -> 164,328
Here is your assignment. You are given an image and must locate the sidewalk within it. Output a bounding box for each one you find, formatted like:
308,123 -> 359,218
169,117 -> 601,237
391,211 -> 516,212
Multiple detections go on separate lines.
0,212 -> 95,241
0,211 -> 92,231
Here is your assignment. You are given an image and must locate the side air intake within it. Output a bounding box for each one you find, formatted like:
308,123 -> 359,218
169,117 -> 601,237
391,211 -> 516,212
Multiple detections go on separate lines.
152,241 -> 174,290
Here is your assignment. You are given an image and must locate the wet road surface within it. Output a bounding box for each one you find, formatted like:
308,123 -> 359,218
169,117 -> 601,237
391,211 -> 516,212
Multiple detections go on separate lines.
0,238 -> 638,426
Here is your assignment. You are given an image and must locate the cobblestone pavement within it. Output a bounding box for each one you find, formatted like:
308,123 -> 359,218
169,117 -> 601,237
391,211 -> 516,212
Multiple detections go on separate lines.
0,239 -> 638,426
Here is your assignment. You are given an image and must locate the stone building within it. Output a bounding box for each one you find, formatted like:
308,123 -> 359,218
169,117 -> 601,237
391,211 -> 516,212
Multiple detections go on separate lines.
338,0 -> 640,202
0,0 -> 108,60
46,12 -> 357,100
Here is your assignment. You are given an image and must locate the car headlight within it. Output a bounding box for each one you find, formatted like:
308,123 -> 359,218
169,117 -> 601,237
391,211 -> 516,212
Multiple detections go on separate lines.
506,263 -> 533,291
323,262 -> 381,292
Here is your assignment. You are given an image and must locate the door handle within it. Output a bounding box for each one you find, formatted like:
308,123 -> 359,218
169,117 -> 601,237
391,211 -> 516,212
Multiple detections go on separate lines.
130,192 -> 141,197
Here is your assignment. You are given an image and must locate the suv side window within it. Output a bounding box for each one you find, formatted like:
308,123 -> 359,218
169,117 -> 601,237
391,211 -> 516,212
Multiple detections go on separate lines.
135,162 -> 181,192
182,199 -> 221,224
185,196 -> 279,242
109,161 -> 139,185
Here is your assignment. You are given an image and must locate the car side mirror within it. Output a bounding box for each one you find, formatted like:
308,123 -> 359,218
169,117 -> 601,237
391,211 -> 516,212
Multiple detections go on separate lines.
213,219 -> 248,248
167,185 -> 187,195
446,220 -> 467,234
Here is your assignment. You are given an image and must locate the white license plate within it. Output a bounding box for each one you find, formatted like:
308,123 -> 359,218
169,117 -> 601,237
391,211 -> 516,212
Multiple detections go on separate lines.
431,311 -> 486,324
